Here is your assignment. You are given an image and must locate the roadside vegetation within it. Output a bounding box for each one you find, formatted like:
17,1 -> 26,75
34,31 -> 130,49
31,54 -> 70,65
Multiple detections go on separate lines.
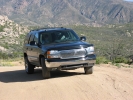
0,23 -> 133,66
67,23 -> 133,65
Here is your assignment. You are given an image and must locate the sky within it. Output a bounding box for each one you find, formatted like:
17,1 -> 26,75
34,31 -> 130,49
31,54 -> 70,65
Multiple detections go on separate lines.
124,0 -> 133,2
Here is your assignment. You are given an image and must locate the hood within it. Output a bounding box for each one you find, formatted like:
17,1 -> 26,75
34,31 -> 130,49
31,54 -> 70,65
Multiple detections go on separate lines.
41,41 -> 93,51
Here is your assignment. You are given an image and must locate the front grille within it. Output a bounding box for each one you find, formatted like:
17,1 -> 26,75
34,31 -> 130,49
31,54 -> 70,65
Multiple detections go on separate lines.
60,49 -> 86,59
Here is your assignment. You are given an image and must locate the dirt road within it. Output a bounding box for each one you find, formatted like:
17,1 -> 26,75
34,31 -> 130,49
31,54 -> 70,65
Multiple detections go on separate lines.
0,64 -> 133,100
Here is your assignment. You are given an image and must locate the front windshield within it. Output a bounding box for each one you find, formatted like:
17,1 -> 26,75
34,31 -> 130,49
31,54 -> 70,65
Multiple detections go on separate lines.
39,30 -> 80,44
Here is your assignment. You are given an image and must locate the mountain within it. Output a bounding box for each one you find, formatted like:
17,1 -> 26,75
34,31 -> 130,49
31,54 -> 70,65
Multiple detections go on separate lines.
0,0 -> 133,26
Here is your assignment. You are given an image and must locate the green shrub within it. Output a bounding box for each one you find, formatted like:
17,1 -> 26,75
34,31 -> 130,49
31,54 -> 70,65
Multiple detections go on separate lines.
96,56 -> 109,64
113,63 -> 121,68
114,57 -> 128,64
0,25 -> 5,32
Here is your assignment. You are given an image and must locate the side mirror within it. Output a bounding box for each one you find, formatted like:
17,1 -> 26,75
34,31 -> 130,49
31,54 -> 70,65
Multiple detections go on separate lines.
30,41 -> 36,45
80,36 -> 86,41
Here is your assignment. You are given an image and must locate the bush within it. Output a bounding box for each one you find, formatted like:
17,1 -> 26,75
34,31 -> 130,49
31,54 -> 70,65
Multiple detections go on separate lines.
0,25 -> 5,32
96,56 -> 109,64
114,57 -> 128,64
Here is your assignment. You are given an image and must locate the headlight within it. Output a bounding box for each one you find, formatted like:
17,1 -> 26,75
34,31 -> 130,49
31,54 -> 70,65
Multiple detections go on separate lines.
86,46 -> 94,54
47,50 -> 60,58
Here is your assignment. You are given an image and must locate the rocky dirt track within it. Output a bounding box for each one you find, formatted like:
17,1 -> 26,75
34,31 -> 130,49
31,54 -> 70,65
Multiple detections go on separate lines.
0,64 -> 133,100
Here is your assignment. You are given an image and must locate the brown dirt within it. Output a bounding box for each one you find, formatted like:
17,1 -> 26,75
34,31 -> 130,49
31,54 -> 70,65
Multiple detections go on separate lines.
0,64 -> 133,100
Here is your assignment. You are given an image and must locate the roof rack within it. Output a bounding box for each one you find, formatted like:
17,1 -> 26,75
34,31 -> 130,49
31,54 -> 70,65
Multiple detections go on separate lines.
30,27 -> 65,32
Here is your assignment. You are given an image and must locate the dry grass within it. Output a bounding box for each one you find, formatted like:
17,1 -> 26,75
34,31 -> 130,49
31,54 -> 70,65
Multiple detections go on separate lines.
0,58 -> 24,67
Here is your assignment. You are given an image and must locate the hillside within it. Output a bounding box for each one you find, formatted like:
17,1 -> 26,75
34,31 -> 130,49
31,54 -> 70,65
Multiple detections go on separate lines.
0,15 -> 133,63
68,23 -> 133,61
0,0 -> 133,26
0,15 -> 29,58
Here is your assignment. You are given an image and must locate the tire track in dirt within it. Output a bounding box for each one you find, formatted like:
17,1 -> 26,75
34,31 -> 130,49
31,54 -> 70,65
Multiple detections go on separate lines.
0,65 -> 133,100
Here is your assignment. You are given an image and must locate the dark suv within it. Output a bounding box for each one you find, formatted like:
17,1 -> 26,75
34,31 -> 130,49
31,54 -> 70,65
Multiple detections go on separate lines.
23,27 -> 96,78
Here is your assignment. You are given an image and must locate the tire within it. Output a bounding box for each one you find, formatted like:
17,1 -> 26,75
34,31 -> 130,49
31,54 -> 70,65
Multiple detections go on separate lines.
41,57 -> 51,79
84,67 -> 93,74
24,57 -> 34,74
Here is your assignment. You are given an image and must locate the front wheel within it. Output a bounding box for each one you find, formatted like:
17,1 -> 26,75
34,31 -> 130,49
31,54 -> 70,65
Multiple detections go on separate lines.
24,57 -> 35,74
41,57 -> 51,79
84,67 -> 93,74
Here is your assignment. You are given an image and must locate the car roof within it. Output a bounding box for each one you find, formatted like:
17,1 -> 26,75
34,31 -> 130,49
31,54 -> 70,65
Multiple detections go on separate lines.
30,27 -> 72,33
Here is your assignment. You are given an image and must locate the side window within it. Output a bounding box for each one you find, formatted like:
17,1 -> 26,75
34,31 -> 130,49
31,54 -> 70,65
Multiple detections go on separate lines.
33,33 -> 38,43
24,32 -> 32,44
28,33 -> 35,44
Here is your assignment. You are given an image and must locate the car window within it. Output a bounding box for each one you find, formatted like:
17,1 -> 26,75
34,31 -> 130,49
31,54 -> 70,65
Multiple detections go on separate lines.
24,32 -> 32,44
51,30 -> 79,43
39,30 -> 79,44
28,33 -> 35,44
40,33 -> 51,44
33,33 -> 39,43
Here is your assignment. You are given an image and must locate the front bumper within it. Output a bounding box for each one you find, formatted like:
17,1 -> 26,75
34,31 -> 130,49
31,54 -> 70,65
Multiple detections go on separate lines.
45,55 -> 96,69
